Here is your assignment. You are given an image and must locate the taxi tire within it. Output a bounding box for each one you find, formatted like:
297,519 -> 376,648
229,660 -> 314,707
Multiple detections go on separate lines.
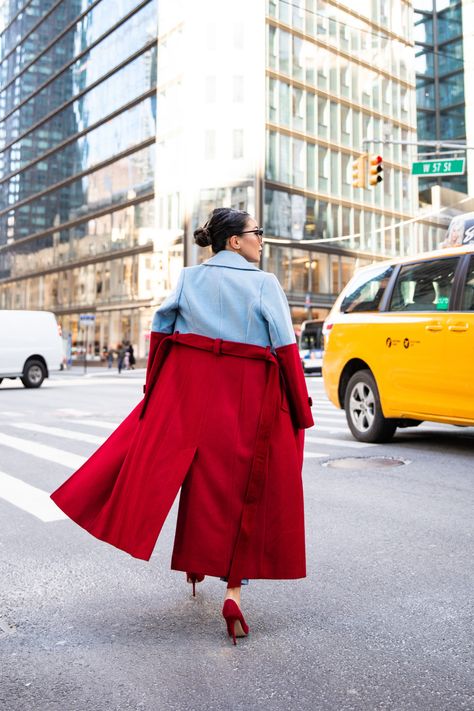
344,370 -> 397,443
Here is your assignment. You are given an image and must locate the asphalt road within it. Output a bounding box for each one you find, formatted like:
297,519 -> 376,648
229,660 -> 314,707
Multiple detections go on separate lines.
0,369 -> 472,711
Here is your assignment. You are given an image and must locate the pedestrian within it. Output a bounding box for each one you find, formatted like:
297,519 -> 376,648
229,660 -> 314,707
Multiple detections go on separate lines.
127,343 -> 135,369
51,208 -> 314,645
117,343 -> 125,374
107,348 -> 113,369
123,348 -> 130,370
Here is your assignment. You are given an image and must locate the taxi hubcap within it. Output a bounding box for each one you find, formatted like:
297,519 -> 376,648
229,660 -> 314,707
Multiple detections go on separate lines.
349,382 -> 375,432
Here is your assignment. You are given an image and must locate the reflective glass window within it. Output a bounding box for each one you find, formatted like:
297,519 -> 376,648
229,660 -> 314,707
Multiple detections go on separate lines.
439,72 -> 464,108
0,143 -> 155,241
1,0 -> 58,58
340,265 -> 394,313
1,1 -> 156,146
3,198 -> 154,280
1,0 -> 91,85
2,98 -> 156,207
438,6 -> 462,42
2,47 -> 157,174
389,258 -> 459,312
462,258 -> 474,311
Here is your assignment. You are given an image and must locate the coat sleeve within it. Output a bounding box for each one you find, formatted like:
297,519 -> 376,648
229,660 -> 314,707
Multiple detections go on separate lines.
144,270 -> 185,393
151,269 -> 185,334
261,274 -> 314,429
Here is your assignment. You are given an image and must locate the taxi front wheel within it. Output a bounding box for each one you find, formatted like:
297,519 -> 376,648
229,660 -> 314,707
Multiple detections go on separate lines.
344,370 -> 397,443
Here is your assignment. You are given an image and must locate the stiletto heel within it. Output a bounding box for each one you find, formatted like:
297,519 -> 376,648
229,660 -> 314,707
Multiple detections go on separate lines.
186,572 -> 204,596
222,599 -> 249,645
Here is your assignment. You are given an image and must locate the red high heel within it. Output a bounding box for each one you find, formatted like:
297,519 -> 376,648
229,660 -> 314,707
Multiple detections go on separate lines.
186,573 -> 205,597
222,599 -> 249,645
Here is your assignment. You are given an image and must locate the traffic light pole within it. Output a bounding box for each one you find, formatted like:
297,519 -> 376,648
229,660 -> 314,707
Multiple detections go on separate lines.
362,138 -> 474,151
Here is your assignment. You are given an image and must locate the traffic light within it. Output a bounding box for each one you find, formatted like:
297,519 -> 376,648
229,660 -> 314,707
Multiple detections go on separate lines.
352,154 -> 367,189
369,155 -> 383,186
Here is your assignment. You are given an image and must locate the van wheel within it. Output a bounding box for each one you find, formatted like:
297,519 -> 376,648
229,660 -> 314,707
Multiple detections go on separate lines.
21,360 -> 46,388
344,370 -> 397,443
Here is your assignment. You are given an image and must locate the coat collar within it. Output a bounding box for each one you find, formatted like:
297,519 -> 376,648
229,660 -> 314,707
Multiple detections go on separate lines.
204,250 -> 260,271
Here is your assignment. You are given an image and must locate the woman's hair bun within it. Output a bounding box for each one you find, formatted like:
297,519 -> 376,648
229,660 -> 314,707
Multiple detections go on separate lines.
193,226 -> 212,247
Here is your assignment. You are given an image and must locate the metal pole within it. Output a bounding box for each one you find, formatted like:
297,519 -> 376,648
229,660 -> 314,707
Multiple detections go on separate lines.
362,138 -> 474,150
84,325 -> 88,376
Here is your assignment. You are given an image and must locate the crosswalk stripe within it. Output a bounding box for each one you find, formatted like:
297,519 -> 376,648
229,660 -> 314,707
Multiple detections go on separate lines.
305,435 -> 375,449
12,423 -> 105,445
311,424 -> 349,433
0,470 -> 67,522
312,413 -> 346,420
55,408 -> 93,417
72,419 -> 119,429
0,433 -> 86,469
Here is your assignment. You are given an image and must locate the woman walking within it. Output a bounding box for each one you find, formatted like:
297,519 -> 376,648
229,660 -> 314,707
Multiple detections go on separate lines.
51,208 -> 314,644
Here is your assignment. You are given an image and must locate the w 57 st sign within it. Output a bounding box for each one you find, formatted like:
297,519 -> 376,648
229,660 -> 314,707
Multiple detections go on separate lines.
412,158 -> 465,176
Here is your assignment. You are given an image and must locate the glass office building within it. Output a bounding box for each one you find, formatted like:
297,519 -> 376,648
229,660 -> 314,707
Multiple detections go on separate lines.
155,0 -> 421,327
414,0 -> 468,194
0,0 -> 157,358
1,0 -> 434,349
264,0 -> 420,322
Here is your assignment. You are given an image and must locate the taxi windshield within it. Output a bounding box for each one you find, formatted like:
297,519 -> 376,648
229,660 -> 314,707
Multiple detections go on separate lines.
340,265 -> 394,313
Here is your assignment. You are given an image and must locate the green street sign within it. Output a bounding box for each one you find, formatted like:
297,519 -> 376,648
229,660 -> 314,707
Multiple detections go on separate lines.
412,158 -> 465,176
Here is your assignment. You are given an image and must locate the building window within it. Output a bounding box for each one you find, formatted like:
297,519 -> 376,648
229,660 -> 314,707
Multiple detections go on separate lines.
233,75 -> 244,103
317,96 -> 328,138
318,147 -> 328,193
204,130 -> 215,160
233,129 -> 244,159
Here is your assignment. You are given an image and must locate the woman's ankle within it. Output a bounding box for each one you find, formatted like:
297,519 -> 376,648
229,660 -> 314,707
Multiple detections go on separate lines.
224,586 -> 241,606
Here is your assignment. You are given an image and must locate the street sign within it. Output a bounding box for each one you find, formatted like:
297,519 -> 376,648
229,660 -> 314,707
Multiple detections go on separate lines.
412,158 -> 465,177
79,313 -> 95,325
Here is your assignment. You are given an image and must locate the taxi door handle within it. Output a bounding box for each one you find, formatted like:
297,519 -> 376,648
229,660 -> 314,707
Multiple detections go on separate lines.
448,322 -> 469,332
425,321 -> 443,332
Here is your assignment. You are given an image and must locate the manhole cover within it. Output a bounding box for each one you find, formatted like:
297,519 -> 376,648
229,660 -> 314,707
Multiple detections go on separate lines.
323,456 -> 410,470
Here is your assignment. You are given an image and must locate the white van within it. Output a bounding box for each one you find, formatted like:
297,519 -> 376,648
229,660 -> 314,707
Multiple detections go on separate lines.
0,310 -> 63,388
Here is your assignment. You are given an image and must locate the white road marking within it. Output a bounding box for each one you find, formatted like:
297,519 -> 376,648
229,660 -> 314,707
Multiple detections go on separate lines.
305,435 -> 375,449
303,452 -> 328,459
55,408 -> 93,417
72,419 -> 119,429
0,411 -> 23,417
0,433 -> 86,469
311,424 -> 350,433
12,423 -> 105,445
0,470 -> 67,522
312,413 -> 347,421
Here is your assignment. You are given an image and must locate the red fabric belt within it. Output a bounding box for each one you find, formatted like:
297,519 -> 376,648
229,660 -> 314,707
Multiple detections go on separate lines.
141,331 -> 279,587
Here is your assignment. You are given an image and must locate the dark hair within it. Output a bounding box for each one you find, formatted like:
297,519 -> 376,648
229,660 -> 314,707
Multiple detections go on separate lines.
194,207 -> 250,253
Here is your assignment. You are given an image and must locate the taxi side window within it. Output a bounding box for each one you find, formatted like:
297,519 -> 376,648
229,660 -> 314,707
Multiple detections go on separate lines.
389,258 -> 459,312
462,257 -> 474,311
340,266 -> 394,313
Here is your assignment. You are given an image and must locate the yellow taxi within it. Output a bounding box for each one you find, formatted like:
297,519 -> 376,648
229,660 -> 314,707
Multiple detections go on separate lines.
322,244 -> 474,442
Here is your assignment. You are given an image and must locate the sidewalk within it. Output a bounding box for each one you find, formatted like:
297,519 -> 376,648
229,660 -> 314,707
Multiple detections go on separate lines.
53,366 -> 146,378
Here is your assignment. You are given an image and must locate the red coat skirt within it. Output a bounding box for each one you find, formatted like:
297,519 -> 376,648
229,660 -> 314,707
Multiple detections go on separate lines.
51,332 -> 308,586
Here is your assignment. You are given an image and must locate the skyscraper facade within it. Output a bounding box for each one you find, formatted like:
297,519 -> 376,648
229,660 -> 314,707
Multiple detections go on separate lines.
0,0 -> 157,358
263,0 -> 420,322
156,0 -> 422,325
414,0 -> 468,194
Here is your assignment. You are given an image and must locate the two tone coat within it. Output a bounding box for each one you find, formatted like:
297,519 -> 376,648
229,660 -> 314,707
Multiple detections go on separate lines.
51,251 -> 314,586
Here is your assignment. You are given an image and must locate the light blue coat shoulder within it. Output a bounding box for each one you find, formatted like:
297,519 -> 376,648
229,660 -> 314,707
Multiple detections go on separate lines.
151,251 -> 296,349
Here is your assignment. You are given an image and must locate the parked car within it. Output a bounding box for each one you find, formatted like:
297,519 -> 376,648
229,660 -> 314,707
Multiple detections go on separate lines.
322,244 -> 474,442
0,310 -> 63,388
